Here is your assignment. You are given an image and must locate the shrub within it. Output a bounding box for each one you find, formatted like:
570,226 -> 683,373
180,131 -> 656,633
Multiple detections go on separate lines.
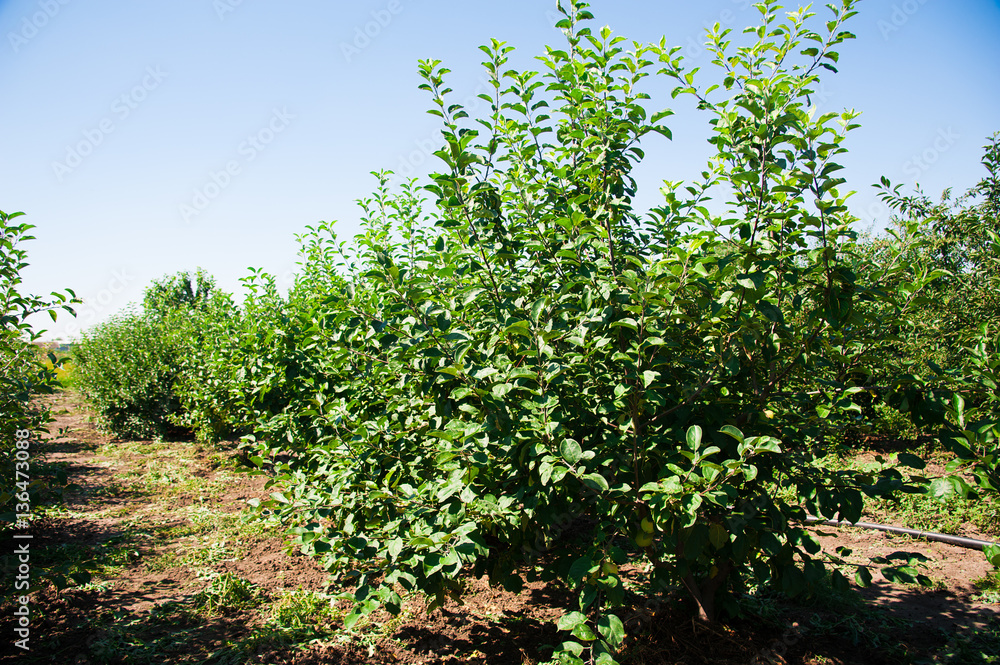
249,3 -> 940,663
848,135 -> 998,400
852,135 -> 1000,567
142,267 -> 218,318
168,267 -> 318,446
72,269 -> 240,442
163,288 -> 242,444
72,308 -> 184,440
1,209 -> 76,521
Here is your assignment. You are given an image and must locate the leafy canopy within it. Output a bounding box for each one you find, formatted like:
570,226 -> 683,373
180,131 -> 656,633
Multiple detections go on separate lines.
243,2 -> 946,663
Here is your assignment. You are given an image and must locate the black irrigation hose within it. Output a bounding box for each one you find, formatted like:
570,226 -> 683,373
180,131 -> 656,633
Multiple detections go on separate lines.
804,516 -> 999,551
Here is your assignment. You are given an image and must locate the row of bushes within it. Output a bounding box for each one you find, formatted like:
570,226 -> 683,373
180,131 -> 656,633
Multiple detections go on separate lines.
68,2 -> 999,662
0,210 -> 77,527
71,265 -> 308,444
71,269 -> 226,440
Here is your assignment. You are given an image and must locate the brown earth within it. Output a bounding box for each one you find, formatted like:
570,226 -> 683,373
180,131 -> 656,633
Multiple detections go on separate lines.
1,391 -> 998,664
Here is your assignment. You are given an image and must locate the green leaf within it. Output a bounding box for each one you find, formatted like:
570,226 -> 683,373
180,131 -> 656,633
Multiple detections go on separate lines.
781,566 -> 805,597
560,439 -> 583,465
686,425 -> 702,450
752,437 -> 782,454
531,296 -> 548,324
709,523 -> 728,549
928,477 -> 958,501
539,461 -> 554,486
732,170 -> 761,183
560,640 -> 586,657
471,367 -> 498,381
642,370 -> 659,388
557,611 -> 589,632
720,425 -> 744,443
581,473 -> 609,492
343,609 -> 363,630
597,614 -> 625,648
569,556 -> 596,585
736,272 -> 764,290
896,453 -> 925,470
953,393 -> 966,428
757,301 -> 784,323
610,317 -> 638,332
855,566 -> 873,587
830,569 -> 850,593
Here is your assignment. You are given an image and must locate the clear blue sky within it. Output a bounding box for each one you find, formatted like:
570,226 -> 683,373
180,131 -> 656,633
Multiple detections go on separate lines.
2,0 -> 998,341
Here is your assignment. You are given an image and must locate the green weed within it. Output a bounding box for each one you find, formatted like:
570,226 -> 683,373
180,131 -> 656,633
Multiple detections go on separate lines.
973,571 -> 1000,605
869,492 -> 1000,537
269,588 -> 342,635
193,572 -> 263,614
924,619 -> 1000,664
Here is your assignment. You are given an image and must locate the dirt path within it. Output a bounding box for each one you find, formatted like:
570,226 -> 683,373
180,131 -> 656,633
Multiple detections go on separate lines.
0,392 -> 579,664
0,391 -> 331,663
2,390 -> 999,664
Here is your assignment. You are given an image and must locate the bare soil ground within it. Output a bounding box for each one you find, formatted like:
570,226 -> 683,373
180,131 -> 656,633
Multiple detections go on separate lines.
2,391 -> 998,664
